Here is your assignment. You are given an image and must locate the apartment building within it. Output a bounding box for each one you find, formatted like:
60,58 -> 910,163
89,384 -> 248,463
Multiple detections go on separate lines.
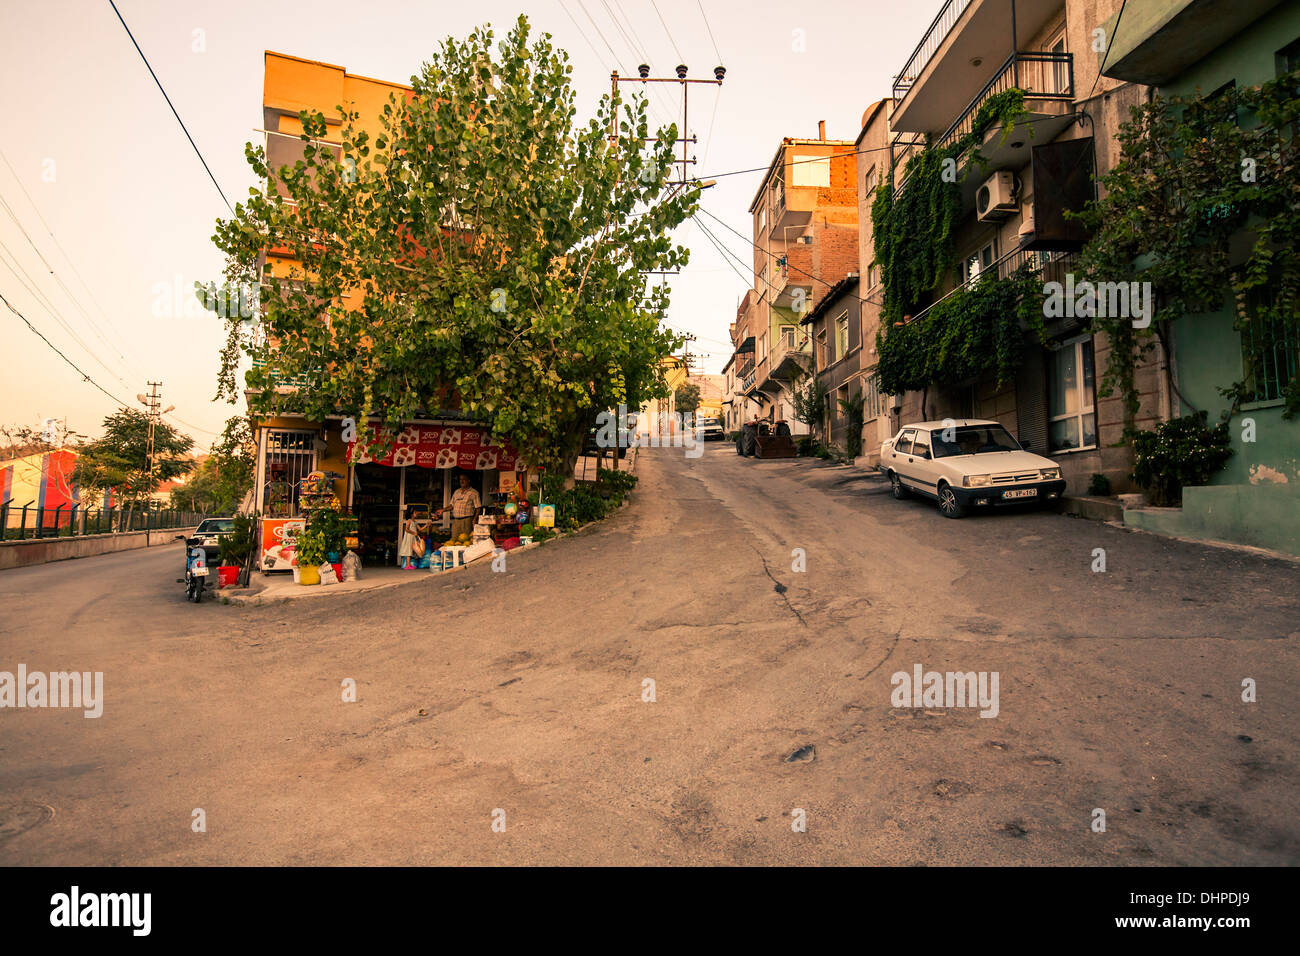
871,0 -> 1154,493
1099,0 -> 1300,555
854,98 -> 895,467
730,127 -> 860,436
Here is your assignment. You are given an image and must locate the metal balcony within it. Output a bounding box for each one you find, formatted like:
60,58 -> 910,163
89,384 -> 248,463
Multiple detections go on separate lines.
894,0 -> 974,101
891,50 -> 1074,198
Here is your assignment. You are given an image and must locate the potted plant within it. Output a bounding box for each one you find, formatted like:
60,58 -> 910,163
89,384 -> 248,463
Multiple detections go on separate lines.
217,515 -> 254,589
294,528 -> 328,585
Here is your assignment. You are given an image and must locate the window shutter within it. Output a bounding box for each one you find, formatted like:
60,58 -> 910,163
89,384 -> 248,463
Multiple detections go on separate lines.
1016,345 -> 1049,450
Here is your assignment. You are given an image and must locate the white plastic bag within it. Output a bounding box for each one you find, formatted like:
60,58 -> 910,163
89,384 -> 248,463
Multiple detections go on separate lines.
319,562 -> 339,586
341,550 -> 361,582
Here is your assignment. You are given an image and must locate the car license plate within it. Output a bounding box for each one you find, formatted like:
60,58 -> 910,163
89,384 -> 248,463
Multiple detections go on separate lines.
1003,488 -> 1038,499
193,567 -> 209,576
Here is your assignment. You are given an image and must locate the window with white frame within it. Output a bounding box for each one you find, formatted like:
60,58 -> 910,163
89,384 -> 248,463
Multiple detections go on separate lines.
862,375 -> 883,420
1048,335 -> 1097,452
865,164 -> 878,195
964,241 -> 995,286
781,324 -> 796,349
834,311 -> 849,362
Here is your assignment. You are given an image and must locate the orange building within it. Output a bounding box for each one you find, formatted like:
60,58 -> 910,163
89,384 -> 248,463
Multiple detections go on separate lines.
251,53 -> 524,567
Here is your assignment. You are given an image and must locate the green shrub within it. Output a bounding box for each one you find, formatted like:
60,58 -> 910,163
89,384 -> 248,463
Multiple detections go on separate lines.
1131,412 -> 1233,506
1087,473 -> 1112,497
796,435 -> 815,457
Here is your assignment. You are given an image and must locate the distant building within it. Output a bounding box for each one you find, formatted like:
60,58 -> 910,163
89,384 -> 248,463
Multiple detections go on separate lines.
0,449 -> 80,531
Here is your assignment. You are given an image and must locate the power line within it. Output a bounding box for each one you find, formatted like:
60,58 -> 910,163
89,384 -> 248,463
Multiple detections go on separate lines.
106,0 -> 233,214
649,0 -> 685,64
691,217 -> 752,289
600,1 -> 680,124
574,0 -> 624,67
695,0 -> 724,65
0,289 -> 130,410
0,237 -> 134,388
1087,0 -> 1128,101
0,148 -> 145,379
696,206 -> 873,307
694,113 -> 1084,182
555,0 -> 610,68
0,182 -> 141,384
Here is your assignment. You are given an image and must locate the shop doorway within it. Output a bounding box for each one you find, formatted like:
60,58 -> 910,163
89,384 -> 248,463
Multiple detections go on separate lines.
352,463 -> 402,565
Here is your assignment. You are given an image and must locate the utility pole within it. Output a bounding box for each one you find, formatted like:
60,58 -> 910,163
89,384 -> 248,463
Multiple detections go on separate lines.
610,62 -> 725,197
136,383 -> 175,508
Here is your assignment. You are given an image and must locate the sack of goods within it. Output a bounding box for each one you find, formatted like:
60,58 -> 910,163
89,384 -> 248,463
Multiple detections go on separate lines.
341,550 -> 362,582
319,562 -> 339,586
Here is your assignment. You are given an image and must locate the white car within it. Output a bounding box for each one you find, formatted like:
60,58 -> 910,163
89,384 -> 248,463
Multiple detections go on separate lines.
696,417 -> 726,441
879,420 -> 1066,518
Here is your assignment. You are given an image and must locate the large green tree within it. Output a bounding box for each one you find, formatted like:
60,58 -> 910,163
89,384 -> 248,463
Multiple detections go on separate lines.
207,16 -> 694,480
73,408 -> 194,508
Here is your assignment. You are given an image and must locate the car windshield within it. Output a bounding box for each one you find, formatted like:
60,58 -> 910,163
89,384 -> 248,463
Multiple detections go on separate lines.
196,519 -> 234,534
931,425 -> 1022,458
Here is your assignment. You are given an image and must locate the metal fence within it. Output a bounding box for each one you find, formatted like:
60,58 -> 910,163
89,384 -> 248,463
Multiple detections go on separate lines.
0,504 -> 208,541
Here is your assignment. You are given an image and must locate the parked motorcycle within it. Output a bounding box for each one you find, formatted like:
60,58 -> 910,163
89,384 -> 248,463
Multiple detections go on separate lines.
174,518 -> 232,603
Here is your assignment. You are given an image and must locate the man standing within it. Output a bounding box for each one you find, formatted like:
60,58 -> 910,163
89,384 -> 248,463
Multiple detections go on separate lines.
439,473 -> 481,540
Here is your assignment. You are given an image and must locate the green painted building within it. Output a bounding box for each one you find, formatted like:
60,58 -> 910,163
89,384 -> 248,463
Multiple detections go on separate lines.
1103,0 -> 1300,556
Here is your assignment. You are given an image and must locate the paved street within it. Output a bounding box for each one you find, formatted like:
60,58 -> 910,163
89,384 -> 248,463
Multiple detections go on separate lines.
2,445 -> 1298,865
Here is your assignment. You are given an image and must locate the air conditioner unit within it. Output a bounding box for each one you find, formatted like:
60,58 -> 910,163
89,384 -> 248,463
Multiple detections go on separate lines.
977,171 -> 1019,221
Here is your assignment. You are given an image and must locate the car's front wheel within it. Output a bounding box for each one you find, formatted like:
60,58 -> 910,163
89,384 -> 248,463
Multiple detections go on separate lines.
889,471 -> 909,500
937,483 -> 965,519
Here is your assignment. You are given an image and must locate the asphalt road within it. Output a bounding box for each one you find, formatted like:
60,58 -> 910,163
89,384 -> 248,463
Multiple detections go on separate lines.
2,445 -> 1298,865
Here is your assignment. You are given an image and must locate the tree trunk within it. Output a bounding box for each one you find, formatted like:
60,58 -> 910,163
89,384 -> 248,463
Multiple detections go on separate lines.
555,415 -> 590,491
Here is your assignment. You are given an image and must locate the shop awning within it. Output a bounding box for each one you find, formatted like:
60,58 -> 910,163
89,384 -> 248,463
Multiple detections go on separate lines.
347,423 -> 521,471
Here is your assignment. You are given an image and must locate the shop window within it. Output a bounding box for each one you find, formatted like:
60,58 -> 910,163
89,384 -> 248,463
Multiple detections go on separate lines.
834,311 -> 849,362
262,429 -> 317,516
1239,283 -> 1299,405
1048,336 -> 1097,452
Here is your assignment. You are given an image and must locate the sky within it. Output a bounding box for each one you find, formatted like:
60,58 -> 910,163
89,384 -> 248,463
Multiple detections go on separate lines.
0,0 -> 924,449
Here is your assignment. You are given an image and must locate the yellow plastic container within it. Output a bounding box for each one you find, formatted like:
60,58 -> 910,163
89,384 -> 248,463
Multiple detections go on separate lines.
298,564 -> 321,586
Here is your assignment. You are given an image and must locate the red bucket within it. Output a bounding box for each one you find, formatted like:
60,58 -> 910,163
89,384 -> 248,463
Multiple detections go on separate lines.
217,566 -> 240,589
332,563 -> 344,581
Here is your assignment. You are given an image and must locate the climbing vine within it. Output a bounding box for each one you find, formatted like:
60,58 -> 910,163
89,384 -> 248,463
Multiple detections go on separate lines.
875,267 -> 1045,396
1074,70 -> 1300,425
872,88 -> 1029,325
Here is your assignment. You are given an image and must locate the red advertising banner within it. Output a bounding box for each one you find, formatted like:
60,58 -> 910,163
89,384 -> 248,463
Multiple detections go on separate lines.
347,424 -> 520,471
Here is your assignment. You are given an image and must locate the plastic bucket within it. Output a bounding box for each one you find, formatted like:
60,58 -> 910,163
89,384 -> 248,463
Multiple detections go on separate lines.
298,565 -> 321,586
217,566 -> 240,589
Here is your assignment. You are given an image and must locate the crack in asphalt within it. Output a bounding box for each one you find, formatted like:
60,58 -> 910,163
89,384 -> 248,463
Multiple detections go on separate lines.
751,545 -> 807,628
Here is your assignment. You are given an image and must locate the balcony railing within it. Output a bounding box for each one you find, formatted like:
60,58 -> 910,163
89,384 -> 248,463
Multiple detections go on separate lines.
902,247 -> 1079,327
892,51 -> 1074,197
893,0 -> 974,101
937,51 -> 1073,155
